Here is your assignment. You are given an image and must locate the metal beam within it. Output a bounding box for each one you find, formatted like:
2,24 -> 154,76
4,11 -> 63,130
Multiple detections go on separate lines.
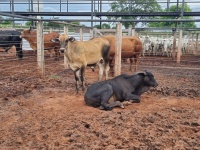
1,18 -> 200,23
1,12 -> 200,23
2,11 -> 200,17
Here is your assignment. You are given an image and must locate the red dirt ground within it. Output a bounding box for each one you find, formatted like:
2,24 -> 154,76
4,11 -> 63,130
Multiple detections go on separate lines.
0,51 -> 200,149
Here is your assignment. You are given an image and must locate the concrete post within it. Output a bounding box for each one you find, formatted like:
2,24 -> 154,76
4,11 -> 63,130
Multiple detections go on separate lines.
80,27 -> 83,41
114,23 -> 122,76
37,21 -> 45,78
177,29 -> 182,63
63,25 -> 69,69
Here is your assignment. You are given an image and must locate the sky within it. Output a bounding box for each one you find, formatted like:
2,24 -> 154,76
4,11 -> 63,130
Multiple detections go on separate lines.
0,0 -> 200,27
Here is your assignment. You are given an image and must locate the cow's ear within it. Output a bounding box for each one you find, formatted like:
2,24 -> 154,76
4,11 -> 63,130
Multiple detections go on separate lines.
51,38 -> 59,43
138,72 -> 145,77
144,70 -> 148,75
68,37 -> 75,42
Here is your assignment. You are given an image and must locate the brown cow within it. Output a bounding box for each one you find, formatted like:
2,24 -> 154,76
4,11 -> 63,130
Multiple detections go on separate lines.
20,29 -> 60,60
101,36 -> 142,75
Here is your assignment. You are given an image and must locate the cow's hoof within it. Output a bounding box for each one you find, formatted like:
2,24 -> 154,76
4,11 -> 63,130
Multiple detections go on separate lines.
129,100 -> 140,103
99,106 -> 112,111
120,104 -> 125,109
122,101 -> 131,106
103,106 -> 112,111
99,106 -> 104,110
105,107 -> 112,111
129,100 -> 134,103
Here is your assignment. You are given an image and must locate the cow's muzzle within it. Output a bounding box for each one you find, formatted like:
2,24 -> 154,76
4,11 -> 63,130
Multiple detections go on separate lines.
154,82 -> 159,88
60,48 -> 65,53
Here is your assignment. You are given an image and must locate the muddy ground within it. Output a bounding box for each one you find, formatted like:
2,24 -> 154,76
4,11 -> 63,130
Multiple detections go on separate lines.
0,51 -> 200,150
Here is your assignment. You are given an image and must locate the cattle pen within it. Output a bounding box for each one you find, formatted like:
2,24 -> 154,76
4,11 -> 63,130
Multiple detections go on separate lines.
0,0 -> 200,149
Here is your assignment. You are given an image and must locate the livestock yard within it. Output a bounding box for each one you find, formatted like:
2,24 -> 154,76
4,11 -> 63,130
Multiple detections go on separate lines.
1,0 -> 200,149
0,51 -> 200,149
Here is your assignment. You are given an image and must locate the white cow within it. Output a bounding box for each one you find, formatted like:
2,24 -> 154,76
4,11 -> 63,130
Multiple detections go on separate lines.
162,38 -> 173,57
141,36 -> 151,56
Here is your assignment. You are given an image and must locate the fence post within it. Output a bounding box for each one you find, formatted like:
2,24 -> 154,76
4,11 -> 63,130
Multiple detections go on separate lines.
89,29 -> 93,39
132,28 -> 135,36
177,29 -> 182,63
128,26 -> 132,36
63,25 -> 69,69
195,33 -> 199,52
49,27 -> 53,33
64,25 -> 68,35
80,27 -> 83,41
94,28 -> 97,38
172,28 -> 177,59
114,22 -> 122,77
37,20 -> 45,78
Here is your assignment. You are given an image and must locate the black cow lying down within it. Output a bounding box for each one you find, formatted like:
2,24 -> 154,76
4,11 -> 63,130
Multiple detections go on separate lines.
84,70 -> 158,111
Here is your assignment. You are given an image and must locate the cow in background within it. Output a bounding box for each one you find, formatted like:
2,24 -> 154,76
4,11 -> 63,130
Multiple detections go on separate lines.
141,36 -> 151,56
0,30 -> 23,59
20,28 -> 60,60
101,35 -> 142,73
162,38 -> 173,57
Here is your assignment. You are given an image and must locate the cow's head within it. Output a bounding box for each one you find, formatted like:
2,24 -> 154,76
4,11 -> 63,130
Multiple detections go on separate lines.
20,27 -> 34,38
143,70 -> 158,87
51,34 -> 71,53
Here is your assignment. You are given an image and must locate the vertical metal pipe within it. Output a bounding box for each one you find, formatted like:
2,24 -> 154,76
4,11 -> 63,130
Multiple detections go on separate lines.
67,0 -> 68,12
11,0 -> 15,28
38,0 -> 40,12
98,0 -> 99,12
167,0 -> 170,12
60,0 -> 61,12
180,0 -> 185,28
31,0 -> 34,26
91,0 -> 93,27
100,0 -> 102,29
28,0 -> 30,12
175,0 -> 179,28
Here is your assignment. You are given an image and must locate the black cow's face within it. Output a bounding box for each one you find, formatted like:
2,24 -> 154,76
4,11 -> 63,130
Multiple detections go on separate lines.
144,71 -> 158,87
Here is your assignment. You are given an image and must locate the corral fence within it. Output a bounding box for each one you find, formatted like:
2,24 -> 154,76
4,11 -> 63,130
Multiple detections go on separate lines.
1,15 -> 200,78
0,17 -> 200,97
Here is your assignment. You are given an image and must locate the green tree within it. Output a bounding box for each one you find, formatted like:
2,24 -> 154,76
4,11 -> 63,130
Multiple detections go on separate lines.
94,23 -> 111,29
102,23 -> 111,29
25,21 -> 32,26
0,16 -> 3,24
1,18 -> 12,25
108,0 -> 162,28
149,3 -> 197,28
94,24 -> 101,29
